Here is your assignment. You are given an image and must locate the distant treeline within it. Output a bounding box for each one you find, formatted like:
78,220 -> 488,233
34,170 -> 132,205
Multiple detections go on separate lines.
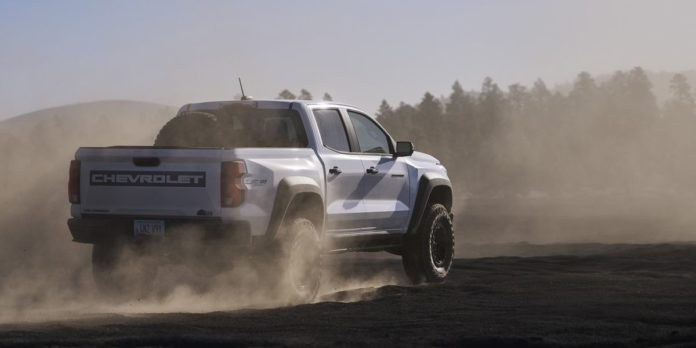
289,67 -> 696,197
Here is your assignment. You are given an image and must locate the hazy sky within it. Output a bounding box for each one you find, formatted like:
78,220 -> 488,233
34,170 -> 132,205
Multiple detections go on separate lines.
1,0 -> 695,119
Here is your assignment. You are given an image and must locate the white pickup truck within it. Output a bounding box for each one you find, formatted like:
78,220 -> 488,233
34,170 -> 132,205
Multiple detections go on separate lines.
68,99 -> 454,301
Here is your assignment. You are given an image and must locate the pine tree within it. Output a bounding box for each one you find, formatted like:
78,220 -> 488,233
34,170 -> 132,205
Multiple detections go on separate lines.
478,77 -> 505,138
569,72 -> 596,107
507,84 -> 529,115
445,81 -> 470,116
601,68 -> 657,134
416,92 -> 444,154
663,73 -> 695,119
530,79 -> 552,109
376,100 -> 398,138
419,92 -> 443,117
322,93 -> 333,101
626,67 -> 658,121
277,89 -> 296,100
444,81 -> 476,181
298,89 -> 313,100
391,102 -> 418,145
376,99 -> 394,120
661,73 -> 696,191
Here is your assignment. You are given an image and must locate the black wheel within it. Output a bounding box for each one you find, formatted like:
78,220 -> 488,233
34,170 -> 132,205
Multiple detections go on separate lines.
402,203 -> 454,284
92,241 -> 157,300
153,111 -> 221,147
263,217 -> 322,304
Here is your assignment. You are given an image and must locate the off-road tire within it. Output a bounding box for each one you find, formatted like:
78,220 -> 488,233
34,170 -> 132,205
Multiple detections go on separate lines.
402,203 -> 454,284
263,217 -> 322,304
153,111 -> 220,147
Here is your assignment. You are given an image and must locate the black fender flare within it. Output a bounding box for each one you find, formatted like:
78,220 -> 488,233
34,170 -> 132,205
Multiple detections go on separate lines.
406,173 -> 453,236
264,176 -> 324,242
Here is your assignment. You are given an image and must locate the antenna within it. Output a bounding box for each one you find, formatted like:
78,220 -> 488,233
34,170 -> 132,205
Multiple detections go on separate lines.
238,78 -> 252,100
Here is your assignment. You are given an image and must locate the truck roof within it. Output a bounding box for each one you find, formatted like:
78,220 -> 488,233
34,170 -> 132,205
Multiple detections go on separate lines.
179,99 -> 366,114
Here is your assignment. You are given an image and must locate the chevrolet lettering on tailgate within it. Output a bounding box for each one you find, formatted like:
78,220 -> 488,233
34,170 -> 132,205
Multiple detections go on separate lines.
90,171 -> 206,187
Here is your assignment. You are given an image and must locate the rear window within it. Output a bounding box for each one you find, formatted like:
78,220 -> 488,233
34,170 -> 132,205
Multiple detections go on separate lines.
154,105 -> 308,148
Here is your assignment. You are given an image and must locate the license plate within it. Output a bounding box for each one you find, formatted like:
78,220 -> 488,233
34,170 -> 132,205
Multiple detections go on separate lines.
133,220 -> 165,237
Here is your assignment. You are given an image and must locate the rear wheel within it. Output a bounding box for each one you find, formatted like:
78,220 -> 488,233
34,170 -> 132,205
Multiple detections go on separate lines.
262,217 -> 322,304
402,203 -> 454,284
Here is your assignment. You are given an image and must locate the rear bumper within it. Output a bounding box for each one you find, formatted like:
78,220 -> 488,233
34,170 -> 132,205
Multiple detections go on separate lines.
67,217 -> 251,245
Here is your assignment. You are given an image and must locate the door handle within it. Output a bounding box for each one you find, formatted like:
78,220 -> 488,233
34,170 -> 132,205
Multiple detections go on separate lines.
329,166 -> 342,175
366,166 -> 379,175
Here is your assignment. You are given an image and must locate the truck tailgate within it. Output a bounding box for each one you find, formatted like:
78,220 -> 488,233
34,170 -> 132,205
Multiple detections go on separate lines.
77,147 -> 224,218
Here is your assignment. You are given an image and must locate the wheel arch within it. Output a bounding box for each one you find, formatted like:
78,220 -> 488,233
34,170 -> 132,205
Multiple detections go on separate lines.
265,176 -> 325,242
407,173 -> 452,236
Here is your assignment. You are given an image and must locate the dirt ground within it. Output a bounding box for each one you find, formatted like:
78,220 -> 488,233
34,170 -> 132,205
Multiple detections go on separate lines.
1,243 -> 695,347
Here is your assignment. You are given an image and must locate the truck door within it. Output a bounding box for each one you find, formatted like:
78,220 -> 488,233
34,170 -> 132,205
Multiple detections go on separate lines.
345,110 -> 410,233
312,108 -> 367,232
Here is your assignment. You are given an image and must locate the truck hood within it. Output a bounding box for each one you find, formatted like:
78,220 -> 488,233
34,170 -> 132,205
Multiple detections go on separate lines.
410,151 -> 440,165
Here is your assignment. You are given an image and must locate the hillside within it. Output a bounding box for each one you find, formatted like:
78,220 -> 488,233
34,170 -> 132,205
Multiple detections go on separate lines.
1,100 -> 173,130
0,100 -> 175,194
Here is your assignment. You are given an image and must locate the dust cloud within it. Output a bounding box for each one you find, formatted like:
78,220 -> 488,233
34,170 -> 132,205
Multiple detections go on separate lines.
0,101 -> 169,323
378,68 -> 696,245
1,81 -> 696,323
0,101 -> 399,324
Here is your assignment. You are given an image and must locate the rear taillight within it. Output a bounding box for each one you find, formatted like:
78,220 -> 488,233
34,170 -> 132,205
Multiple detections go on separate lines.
68,160 -> 81,204
221,161 -> 246,207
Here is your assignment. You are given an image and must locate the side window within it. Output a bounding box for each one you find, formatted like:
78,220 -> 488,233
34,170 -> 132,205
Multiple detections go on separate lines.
313,109 -> 351,152
348,111 -> 391,154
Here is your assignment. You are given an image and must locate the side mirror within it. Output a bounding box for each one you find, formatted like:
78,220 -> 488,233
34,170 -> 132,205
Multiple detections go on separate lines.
395,141 -> 414,157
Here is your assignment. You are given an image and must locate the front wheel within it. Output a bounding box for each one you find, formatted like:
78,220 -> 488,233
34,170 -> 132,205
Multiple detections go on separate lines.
402,203 -> 454,284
